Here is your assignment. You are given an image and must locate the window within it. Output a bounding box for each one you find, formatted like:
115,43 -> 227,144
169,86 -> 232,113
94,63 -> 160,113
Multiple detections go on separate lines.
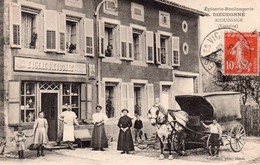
134,87 -> 142,115
105,86 -> 115,118
159,11 -> 170,28
66,17 -> 80,54
160,35 -> 169,65
131,3 -> 144,22
104,24 -> 117,57
21,82 -> 36,123
62,83 -> 80,117
103,0 -> 118,16
133,29 -> 144,62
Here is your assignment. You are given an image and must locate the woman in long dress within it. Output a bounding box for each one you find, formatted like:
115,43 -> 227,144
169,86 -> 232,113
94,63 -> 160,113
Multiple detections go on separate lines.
33,111 -> 48,157
117,109 -> 134,154
91,105 -> 108,151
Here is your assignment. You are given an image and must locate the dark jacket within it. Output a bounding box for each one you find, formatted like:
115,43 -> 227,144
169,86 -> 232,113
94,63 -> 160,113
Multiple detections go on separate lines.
134,120 -> 143,129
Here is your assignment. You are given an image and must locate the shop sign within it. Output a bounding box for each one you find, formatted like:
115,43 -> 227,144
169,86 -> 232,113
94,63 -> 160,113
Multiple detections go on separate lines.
14,57 -> 87,75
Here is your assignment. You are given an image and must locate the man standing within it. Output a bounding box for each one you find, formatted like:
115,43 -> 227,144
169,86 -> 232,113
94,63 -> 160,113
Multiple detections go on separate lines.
59,105 -> 79,150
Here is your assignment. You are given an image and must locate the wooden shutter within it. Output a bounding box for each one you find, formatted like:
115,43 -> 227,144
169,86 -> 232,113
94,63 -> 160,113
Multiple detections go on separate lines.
86,83 -> 93,119
168,36 -> 172,66
58,13 -> 66,54
128,26 -> 133,61
80,84 -> 87,119
120,25 -> 128,60
128,83 -> 134,118
99,81 -> 106,113
44,10 -> 58,52
147,83 -> 154,111
146,31 -> 154,63
10,3 -> 21,48
155,32 -> 161,64
85,18 -> 94,57
8,81 -> 20,125
99,20 -> 105,57
121,83 -> 128,110
172,36 -> 180,66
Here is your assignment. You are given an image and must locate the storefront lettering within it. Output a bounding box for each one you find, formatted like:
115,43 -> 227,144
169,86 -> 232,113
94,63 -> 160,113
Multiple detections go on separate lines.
27,61 -> 75,72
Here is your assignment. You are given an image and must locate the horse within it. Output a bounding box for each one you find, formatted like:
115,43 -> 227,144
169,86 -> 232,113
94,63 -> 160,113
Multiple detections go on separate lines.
147,105 -> 188,160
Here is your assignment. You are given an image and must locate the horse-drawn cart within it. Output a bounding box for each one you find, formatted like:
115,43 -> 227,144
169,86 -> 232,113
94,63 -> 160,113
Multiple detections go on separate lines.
174,92 -> 246,154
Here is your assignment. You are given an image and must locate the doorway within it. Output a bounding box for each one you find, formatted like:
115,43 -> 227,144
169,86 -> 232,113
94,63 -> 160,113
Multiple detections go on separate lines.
41,93 -> 58,141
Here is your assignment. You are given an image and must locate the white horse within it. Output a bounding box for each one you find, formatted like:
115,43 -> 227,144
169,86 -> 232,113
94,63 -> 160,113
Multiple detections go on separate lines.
148,106 -> 188,159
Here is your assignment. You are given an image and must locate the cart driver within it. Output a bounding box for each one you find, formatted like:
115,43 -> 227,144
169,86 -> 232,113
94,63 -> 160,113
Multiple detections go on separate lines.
201,118 -> 222,157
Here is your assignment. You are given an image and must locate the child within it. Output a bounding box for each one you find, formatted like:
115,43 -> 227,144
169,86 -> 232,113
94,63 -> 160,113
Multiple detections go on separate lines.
201,118 -> 222,156
15,126 -> 26,159
134,114 -> 143,142
33,111 -> 48,157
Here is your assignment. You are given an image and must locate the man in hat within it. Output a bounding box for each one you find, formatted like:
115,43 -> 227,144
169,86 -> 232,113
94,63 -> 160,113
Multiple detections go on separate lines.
91,105 -> 108,151
59,105 -> 79,150
117,109 -> 134,154
201,118 -> 222,156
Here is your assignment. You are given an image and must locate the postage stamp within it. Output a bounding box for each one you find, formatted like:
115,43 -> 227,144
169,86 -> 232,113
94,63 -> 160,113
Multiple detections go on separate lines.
224,32 -> 258,75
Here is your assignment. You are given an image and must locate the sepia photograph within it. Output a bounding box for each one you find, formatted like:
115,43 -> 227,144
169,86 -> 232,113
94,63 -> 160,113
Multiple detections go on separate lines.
0,0 -> 259,164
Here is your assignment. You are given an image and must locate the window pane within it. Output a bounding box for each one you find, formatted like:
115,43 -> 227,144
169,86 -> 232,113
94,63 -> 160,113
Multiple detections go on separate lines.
106,86 -> 115,118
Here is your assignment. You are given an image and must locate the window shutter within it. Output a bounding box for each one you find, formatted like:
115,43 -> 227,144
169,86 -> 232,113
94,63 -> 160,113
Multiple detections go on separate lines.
155,32 -> 161,64
120,25 -> 128,60
8,81 -> 20,125
10,3 -> 21,48
44,10 -> 58,52
147,84 -> 154,111
80,84 -> 87,119
85,18 -> 94,57
128,83 -> 134,118
99,81 -> 106,113
99,20 -> 105,57
172,36 -> 180,66
58,13 -> 66,54
168,36 -> 172,66
128,26 -> 134,61
146,31 -> 154,63
86,83 -> 93,119
121,83 -> 128,110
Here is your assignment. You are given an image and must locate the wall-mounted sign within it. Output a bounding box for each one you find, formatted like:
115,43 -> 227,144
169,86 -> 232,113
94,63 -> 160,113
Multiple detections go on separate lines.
88,63 -> 96,79
14,57 -> 87,75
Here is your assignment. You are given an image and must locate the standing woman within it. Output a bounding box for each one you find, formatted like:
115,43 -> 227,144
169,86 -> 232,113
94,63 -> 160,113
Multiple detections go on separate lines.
117,109 -> 134,154
33,111 -> 48,157
91,105 -> 108,151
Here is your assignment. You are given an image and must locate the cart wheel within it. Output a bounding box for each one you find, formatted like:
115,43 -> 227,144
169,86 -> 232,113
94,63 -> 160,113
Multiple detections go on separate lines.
229,124 -> 246,152
206,134 -> 212,155
172,132 -> 185,155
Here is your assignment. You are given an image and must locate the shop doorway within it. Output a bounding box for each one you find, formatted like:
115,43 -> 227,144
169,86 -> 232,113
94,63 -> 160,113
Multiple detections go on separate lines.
41,93 -> 58,141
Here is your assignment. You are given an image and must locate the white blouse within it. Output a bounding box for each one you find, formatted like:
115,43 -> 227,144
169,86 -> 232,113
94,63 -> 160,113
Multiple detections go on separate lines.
92,113 -> 108,124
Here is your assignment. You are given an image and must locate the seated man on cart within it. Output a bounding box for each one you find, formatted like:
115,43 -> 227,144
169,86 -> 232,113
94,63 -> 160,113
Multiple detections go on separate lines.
201,117 -> 222,157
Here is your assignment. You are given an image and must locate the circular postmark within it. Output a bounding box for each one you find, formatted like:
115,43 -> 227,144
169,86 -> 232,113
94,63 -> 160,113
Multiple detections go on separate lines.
199,28 -> 252,77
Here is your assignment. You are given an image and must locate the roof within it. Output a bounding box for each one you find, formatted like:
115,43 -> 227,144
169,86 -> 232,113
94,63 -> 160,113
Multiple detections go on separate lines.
154,0 -> 210,16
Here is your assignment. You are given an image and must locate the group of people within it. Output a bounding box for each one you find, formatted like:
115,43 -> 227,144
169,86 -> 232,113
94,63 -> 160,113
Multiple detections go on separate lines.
15,101 -> 222,159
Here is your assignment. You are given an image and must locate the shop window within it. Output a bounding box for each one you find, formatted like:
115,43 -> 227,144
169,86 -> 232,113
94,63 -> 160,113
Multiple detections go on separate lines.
134,87 -> 142,115
104,23 -> 117,57
66,20 -> 78,53
105,86 -> 115,118
159,11 -> 170,28
62,83 -> 80,117
21,82 -> 36,123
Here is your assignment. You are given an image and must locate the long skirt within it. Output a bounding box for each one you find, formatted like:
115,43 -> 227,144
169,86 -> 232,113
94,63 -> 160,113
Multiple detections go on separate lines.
34,127 -> 48,144
117,129 -> 134,151
91,124 -> 108,148
63,125 -> 75,142
17,141 -> 26,151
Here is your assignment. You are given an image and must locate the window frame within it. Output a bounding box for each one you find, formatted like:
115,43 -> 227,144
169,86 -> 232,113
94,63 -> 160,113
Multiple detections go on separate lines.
157,30 -> 172,68
103,0 -> 118,16
159,10 -> 171,28
131,2 -> 144,22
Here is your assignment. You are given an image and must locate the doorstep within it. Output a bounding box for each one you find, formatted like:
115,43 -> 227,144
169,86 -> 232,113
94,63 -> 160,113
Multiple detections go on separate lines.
44,141 -> 79,150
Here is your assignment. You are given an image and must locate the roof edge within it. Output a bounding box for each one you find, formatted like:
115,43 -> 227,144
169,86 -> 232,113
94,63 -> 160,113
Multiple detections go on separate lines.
154,0 -> 210,16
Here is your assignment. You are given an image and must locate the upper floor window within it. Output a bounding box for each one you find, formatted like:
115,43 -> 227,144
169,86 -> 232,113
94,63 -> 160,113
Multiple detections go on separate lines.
104,23 -> 118,57
133,29 -> 144,62
160,35 -> 169,65
159,11 -> 170,28
103,0 -> 118,16
131,2 -> 144,22
66,16 -> 81,54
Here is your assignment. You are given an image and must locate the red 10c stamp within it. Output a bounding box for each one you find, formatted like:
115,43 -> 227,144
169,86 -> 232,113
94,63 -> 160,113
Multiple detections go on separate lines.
224,32 -> 258,75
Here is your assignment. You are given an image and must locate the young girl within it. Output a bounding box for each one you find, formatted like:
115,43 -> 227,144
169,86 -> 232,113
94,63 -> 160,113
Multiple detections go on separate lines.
15,126 -> 26,159
33,111 -> 48,157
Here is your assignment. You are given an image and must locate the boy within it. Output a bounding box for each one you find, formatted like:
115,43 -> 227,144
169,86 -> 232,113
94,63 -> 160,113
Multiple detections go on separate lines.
134,114 -> 143,142
201,118 -> 222,156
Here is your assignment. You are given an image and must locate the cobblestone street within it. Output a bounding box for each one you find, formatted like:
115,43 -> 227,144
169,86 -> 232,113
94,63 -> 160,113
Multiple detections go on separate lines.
0,137 -> 260,165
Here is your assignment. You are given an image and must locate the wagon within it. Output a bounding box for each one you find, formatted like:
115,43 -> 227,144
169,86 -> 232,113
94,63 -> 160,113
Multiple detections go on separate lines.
173,92 -> 246,153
